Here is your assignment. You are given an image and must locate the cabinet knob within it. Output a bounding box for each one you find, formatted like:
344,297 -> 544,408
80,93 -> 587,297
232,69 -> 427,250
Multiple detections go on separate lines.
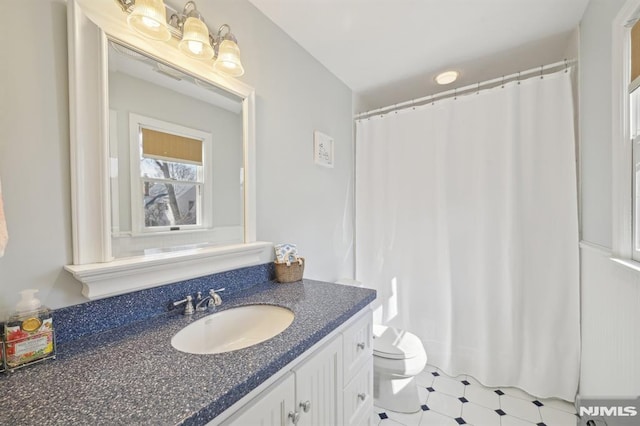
357,342 -> 365,350
288,411 -> 300,424
358,393 -> 366,401
300,400 -> 311,412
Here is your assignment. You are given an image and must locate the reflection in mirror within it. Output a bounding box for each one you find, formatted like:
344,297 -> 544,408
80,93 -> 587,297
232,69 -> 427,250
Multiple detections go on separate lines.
108,40 -> 244,258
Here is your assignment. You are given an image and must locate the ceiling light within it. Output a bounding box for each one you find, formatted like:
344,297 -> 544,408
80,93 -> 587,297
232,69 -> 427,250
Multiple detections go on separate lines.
435,71 -> 459,85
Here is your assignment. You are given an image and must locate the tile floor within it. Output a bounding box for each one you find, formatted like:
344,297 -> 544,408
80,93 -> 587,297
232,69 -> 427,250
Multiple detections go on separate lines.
374,364 -> 579,426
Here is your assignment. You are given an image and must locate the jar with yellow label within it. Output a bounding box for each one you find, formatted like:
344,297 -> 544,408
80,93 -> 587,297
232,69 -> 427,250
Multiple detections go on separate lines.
4,289 -> 55,371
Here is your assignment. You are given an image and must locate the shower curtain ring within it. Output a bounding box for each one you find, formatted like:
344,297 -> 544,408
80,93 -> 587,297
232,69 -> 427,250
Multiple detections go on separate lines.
540,65 -> 544,79
501,76 -> 505,88
476,82 -> 480,94
564,58 -> 568,73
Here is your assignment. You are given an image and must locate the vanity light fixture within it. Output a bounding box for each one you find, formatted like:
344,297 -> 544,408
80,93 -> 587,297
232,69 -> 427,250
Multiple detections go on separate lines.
176,2 -> 214,60
116,0 -> 245,77
126,0 -> 171,41
435,70 -> 459,85
212,25 -> 245,77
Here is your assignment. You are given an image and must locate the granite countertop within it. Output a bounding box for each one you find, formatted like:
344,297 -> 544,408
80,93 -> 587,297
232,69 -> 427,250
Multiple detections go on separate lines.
0,280 -> 376,426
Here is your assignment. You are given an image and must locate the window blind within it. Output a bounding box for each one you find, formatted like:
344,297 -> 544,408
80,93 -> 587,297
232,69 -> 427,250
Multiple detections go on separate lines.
632,20 -> 640,83
141,128 -> 203,165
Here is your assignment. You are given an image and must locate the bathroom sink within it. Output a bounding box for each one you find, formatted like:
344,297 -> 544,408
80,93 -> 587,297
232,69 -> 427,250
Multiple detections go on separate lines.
171,304 -> 295,354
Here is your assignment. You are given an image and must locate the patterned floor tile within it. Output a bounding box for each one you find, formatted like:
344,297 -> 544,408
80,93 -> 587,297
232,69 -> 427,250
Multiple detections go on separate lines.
461,401 -> 502,426
502,386 -> 537,401
462,375 -> 484,387
538,397 -> 576,414
419,410 -> 459,425
425,364 -> 441,374
374,408 -> 407,425
378,418 -> 406,426
416,370 -> 436,387
384,407 -> 423,426
432,375 -> 466,398
500,414 -> 537,426
500,394 -> 543,423
539,405 -> 579,425
377,363 -> 578,426
418,386 -> 429,403
463,383 -> 501,409
426,391 -> 463,418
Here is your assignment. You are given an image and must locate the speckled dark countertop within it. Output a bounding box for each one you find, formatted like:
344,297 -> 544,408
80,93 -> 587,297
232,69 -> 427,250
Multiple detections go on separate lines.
0,280 -> 376,426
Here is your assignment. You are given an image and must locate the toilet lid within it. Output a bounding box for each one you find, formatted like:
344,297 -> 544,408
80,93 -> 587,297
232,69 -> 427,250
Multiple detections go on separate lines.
373,325 -> 424,360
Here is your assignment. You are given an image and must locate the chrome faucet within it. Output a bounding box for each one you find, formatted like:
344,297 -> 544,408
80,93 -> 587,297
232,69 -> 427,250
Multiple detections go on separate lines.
195,288 -> 225,312
173,295 -> 195,316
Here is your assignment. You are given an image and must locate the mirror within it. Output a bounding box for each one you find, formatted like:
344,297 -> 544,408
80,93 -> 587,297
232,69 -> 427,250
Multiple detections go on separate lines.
65,0 -> 268,300
108,41 -> 243,258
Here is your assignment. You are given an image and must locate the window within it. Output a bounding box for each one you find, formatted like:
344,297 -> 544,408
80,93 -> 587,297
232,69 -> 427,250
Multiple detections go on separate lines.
632,89 -> 640,260
631,19 -> 640,261
139,128 -> 202,230
611,3 -> 640,266
130,114 -> 212,234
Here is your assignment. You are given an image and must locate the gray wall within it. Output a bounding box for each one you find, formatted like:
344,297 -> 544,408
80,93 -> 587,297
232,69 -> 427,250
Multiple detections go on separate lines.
0,0 -> 353,312
0,0 -> 77,313
194,0 -> 355,285
579,0 -> 640,397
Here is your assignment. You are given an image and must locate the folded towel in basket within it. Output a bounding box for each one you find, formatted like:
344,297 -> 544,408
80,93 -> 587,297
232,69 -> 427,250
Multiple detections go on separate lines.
274,243 -> 300,266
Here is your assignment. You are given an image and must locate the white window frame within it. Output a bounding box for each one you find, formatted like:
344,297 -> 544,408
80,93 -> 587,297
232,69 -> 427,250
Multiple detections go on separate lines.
612,0 -> 640,268
632,88 -> 640,261
128,113 -> 212,236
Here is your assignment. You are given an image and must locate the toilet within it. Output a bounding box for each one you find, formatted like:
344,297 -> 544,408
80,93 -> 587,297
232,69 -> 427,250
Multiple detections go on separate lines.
334,279 -> 428,413
373,324 -> 427,413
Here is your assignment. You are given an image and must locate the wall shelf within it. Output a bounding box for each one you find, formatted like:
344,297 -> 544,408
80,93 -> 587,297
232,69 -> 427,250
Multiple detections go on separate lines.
65,241 -> 272,300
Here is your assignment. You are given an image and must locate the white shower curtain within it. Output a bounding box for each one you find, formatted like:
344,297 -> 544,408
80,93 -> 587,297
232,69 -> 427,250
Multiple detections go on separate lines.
355,70 -> 580,401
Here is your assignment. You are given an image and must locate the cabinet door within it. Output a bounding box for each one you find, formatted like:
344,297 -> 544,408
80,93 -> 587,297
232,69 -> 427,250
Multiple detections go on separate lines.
226,373 -> 296,426
342,312 -> 373,383
293,336 -> 343,426
343,360 -> 373,426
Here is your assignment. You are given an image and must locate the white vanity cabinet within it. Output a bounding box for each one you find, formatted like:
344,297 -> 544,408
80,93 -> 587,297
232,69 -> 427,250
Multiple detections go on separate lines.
227,374 -> 297,426
293,336 -> 343,425
342,313 -> 374,426
219,308 -> 373,426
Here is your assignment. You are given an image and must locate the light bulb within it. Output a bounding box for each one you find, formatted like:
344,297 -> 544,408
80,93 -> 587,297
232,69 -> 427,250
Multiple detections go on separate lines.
188,40 -> 203,55
141,16 -> 161,29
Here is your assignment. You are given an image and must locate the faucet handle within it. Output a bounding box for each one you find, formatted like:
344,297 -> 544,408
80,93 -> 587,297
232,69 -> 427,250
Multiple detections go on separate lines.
173,295 -> 194,316
209,288 -> 224,306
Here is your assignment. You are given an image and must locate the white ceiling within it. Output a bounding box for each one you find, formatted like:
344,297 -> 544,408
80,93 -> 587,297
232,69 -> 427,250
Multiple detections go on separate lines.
247,0 -> 589,110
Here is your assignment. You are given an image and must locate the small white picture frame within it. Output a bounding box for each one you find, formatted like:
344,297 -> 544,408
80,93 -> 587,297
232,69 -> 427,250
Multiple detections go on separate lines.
313,130 -> 334,168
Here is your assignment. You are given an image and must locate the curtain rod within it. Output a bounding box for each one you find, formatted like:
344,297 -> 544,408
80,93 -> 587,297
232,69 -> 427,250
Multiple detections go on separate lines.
354,59 -> 577,121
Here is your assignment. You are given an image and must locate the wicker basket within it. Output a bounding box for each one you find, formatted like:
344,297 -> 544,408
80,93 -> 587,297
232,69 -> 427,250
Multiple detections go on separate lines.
274,258 -> 305,283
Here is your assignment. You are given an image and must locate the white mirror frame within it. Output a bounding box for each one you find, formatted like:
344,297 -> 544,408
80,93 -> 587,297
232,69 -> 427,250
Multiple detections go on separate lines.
64,0 -> 271,300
